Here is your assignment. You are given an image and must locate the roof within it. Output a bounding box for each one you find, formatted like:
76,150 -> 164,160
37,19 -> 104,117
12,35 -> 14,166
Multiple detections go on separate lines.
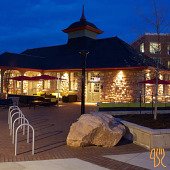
0,36 -> 165,71
63,20 -> 101,32
63,6 -> 103,34
131,33 -> 170,45
145,33 -> 170,36
17,36 -> 165,70
0,52 -> 47,70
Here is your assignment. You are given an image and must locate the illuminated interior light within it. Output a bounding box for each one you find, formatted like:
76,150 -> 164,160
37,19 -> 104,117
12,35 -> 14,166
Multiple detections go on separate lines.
117,71 -> 124,81
62,72 -> 69,79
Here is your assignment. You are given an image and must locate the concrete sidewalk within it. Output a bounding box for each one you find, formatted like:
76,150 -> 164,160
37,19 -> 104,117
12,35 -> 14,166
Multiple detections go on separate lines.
0,158 -> 108,170
104,151 -> 170,170
1,151 -> 169,170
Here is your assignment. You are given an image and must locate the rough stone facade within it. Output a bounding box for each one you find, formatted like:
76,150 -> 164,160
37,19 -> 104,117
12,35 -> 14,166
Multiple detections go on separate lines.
100,70 -> 144,103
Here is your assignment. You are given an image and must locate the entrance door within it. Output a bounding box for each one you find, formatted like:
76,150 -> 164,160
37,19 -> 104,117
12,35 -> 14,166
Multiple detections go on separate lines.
87,81 -> 101,103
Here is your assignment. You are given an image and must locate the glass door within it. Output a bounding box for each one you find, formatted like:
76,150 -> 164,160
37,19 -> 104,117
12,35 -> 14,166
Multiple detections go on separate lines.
87,72 -> 101,103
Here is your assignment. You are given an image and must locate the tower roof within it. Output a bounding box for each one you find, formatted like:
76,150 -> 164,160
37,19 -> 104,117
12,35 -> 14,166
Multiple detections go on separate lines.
80,5 -> 86,21
63,6 -> 103,34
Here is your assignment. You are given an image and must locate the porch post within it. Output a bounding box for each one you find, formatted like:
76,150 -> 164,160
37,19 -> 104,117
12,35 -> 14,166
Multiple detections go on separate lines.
0,70 -> 4,93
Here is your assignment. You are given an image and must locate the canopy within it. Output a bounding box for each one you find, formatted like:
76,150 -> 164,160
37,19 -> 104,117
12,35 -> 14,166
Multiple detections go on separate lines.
10,76 -> 31,81
30,75 -> 57,81
11,75 -> 65,81
138,78 -> 170,85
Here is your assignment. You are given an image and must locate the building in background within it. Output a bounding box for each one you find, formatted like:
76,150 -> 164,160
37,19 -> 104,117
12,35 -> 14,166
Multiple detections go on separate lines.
131,33 -> 170,68
0,9 -> 169,103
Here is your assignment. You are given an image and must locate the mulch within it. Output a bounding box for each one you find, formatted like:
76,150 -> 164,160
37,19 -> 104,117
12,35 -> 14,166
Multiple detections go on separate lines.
115,113 -> 170,129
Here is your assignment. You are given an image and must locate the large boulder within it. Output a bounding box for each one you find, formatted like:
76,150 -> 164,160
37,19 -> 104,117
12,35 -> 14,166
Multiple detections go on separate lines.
67,113 -> 126,147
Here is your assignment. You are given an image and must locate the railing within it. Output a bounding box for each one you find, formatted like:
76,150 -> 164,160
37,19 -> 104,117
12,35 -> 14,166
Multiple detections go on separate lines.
8,97 -> 19,106
8,105 -> 35,156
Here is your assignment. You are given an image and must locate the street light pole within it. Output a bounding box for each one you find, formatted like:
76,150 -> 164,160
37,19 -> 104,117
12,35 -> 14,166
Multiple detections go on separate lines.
79,50 -> 89,115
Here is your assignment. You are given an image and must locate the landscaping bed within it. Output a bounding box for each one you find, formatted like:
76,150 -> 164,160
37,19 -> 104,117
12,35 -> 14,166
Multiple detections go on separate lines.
115,113 -> 170,129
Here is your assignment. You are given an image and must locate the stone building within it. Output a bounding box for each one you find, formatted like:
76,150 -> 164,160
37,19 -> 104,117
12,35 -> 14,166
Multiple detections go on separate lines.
0,9 -> 169,103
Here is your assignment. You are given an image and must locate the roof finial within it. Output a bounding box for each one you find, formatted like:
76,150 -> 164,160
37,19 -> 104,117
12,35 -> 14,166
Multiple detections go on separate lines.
80,5 -> 86,21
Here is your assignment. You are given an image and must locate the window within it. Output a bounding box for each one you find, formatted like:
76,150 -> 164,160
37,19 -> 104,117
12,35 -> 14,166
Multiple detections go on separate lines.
151,57 -> 162,64
140,43 -> 144,53
150,42 -> 161,54
70,72 -> 78,91
168,45 -> 170,55
167,61 -> 170,68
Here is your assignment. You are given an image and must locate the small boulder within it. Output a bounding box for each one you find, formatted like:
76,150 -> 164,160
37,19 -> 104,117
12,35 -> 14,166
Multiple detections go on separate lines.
67,113 -> 126,147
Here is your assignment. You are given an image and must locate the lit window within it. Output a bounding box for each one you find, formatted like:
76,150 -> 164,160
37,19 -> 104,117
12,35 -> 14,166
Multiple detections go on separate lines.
150,42 -> 161,54
70,72 -> 78,91
168,61 -> 170,68
140,43 -> 144,53
168,45 -> 170,55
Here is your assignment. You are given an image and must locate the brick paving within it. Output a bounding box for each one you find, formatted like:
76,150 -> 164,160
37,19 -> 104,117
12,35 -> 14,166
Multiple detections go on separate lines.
0,102 -> 148,170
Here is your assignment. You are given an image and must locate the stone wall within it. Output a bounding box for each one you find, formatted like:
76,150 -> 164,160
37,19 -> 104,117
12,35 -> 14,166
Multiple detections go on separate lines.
45,69 -> 170,103
100,70 -> 144,103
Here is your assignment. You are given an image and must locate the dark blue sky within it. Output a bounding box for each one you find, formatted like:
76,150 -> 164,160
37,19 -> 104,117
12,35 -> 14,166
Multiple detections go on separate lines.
0,0 -> 169,54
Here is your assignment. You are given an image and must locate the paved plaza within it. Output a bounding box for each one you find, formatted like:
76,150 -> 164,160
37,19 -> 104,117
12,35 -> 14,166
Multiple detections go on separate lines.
1,102 -> 169,170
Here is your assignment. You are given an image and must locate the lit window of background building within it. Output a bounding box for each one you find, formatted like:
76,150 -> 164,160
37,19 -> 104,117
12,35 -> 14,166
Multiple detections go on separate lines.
168,45 -> 170,55
140,43 -> 144,53
149,42 -> 161,54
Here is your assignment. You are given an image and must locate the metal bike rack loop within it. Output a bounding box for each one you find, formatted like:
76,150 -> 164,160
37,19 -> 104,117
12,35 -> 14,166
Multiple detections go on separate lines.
12,117 -> 29,144
9,108 -> 21,127
8,106 -> 20,125
10,111 -> 24,135
15,123 -> 35,156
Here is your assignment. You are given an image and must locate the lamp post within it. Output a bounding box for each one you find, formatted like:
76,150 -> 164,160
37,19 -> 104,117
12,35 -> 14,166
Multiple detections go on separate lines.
154,59 -> 159,120
79,50 -> 89,115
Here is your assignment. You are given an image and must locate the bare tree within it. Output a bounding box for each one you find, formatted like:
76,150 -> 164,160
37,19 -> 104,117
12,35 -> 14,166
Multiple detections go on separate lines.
148,0 -> 169,120
134,0 -> 169,120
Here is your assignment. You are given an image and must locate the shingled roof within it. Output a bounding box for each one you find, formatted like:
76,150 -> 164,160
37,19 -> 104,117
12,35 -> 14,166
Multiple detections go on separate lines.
22,36 -> 165,70
0,52 -> 47,69
0,36 -> 165,70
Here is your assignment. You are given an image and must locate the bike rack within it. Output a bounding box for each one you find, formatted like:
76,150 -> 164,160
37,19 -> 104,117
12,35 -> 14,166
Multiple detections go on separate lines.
7,105 -> 35,156
10,111 -> 24,135
15,123 -> 35,156
12,116 -> 29,144
8,106 -> 20,125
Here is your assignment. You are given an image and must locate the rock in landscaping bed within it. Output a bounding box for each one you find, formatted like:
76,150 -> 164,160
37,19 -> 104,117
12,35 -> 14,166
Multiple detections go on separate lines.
67,113 -> 126,147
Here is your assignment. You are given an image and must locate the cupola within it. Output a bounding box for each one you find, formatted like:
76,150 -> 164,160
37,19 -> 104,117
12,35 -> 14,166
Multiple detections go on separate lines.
63,6 -> 103,40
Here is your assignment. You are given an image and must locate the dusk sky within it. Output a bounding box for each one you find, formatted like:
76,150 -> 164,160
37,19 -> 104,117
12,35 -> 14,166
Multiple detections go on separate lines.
0,0 -> 169,54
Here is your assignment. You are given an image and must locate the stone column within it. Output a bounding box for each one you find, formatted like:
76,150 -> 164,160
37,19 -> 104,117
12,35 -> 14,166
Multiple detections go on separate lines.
0,69 -> 5,93
20,71 -> 26,95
